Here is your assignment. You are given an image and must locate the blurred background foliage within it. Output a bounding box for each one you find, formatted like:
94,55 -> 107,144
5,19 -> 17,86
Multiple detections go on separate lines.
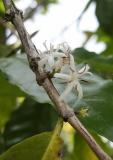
0,0 -> 113,159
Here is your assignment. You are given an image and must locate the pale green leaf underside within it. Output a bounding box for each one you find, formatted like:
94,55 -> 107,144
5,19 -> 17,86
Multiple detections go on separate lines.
0,56 -> 113,142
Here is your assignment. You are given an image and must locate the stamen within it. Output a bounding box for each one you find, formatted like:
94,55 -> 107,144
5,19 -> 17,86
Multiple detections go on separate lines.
78,64 -> 88,74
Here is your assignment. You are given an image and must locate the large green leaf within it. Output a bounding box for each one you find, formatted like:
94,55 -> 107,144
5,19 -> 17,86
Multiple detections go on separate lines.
3,98 -> 58,149
0,55 -> 113,143
0,131 -> 63,160
72,49 -> 113,141
78,80 -> 113,142
41,118 -> 63,160
73,48 -> 113,77
0,56 -> 50,103
0,55 -> 107,102
0,71 -> 25,131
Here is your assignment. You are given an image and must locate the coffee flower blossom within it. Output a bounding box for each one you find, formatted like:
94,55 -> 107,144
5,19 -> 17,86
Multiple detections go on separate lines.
38,41 -> 67,72
54,43 -> 92,99
54,64 -> 92,99
52,42 -> 75,74
38,41 -> 92,99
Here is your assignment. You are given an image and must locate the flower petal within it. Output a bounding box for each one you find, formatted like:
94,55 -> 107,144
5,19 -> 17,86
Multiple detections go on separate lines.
54,73 -> 71,81
48,55 -> 54,68
78,64 -> 92,76
69,54 -> 76,71
52,52 -> 67,58
76,82 -> 83,99
60,81 -> 75,100
78,64 -> 89,74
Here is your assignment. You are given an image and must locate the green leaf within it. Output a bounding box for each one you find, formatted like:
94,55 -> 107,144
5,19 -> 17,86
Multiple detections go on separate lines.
95,0 -> 113,35
73,48 -> 113,77
95,28 -> 113,56
42,118 -> 63,160
0,132 -> 52,160
95,27 -> 111,43
0,123 -> 63,160
92,27 -> 113,56
77,80 -> 113,142
0,133 -> 51,160
0,56 -> 50,103
0,1 -> 5,45
0,71 -> 25,97
0,1 -> 5,13
72,49 -> 113,142
67,133 -> 113,160
0,97 -> 16,130
3,98 -> 58,149
1,55 -> 113,143
0,133 -> 5,154
73,133 -> 98,160
0,45 -> 15,57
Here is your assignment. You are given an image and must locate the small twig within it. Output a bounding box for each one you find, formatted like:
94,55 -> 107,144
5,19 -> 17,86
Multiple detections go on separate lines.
2,1 -> 112,160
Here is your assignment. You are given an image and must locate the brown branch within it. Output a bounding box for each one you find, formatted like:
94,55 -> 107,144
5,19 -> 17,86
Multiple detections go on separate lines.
2,0 -> 112,160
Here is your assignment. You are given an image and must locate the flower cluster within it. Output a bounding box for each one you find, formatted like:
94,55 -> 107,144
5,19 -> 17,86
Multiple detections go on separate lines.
38,41 -> 68,72
38,41 -> 92,100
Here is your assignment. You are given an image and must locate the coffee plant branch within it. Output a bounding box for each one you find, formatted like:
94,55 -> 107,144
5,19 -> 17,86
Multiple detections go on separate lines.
2,0 -> 112,160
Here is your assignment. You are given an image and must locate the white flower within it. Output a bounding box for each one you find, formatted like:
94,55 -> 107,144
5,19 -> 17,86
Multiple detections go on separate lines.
38,41 -> 92,100
38,41 -> 67,72
54,64 -> 92,100
54,42 -> 76,72
57,42 -> 71,56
